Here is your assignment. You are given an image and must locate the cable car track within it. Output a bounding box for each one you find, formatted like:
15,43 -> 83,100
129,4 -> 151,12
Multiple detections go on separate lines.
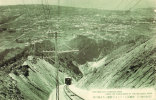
64,85 -> 85,100
64,85 -> 72,100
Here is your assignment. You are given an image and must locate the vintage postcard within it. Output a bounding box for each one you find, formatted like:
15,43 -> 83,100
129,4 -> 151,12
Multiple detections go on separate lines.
0,0 -> 156,100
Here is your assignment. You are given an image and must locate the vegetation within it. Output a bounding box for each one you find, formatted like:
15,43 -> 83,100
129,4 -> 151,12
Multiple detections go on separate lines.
0,4 -> 155,100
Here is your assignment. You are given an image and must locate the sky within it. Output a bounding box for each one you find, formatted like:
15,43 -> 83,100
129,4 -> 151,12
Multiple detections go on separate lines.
0,0 -> 156,10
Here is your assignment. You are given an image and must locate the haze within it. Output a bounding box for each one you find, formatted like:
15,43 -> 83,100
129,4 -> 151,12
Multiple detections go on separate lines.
0,0 -> 156,10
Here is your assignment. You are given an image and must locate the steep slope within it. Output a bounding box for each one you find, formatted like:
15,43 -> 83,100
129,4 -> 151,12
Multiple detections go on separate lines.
0,5 -> 155,100
0,39 -> 82,100
77,37 -> 156,89
9,57 -> 65,100
68,35 -> 115,64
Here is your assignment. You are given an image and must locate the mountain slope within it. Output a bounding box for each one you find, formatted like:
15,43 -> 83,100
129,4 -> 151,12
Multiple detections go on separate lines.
9,57 -> 65,100
77,37 -> 156,89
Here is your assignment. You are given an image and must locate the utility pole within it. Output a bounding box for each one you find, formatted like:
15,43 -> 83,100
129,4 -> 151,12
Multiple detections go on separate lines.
42,31 -> 79,100
42,30 -> 60,100
43,31 -> 60,100
54,32 -> 59,100
56,0 -> 60,99
42,0 -> 79,99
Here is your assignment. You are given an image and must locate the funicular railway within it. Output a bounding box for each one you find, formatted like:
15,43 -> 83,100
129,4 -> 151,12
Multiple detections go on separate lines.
64,85 -> 84,100
64,77 -> 84,100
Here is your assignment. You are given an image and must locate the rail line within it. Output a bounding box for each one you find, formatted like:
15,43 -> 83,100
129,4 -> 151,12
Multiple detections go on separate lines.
64,85 -> 85,100
64,85 -> 72,100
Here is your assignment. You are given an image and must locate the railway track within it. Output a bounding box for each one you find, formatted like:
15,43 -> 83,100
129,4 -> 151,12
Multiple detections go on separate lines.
64,85 -> 85,100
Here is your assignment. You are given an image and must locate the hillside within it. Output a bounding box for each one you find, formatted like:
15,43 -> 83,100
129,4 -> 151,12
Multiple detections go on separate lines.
77,37 -> 156,89
0,5 -> 156,99
9,58 -> 65,100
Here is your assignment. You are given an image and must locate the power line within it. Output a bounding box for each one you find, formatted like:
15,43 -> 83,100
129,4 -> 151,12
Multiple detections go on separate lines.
129,0 -> 142,11
115,0 -> 124,10
40,0 -> 49,20
123,0 -> 136,10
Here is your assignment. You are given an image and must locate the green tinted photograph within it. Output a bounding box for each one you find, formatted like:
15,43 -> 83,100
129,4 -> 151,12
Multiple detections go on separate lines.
0,0 -> 156,100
